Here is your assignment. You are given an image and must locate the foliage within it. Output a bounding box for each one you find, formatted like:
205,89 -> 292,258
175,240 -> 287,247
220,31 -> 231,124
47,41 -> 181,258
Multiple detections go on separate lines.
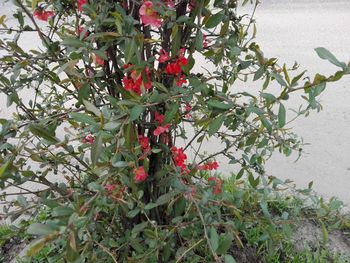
0,0 -> 349,262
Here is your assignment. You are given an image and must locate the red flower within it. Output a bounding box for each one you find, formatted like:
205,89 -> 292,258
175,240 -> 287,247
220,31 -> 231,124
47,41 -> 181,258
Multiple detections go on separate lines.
123,66 -> 152,95
165,63 -> 182,75
77,26 -> 89,38
198,161 -> 219,171
163,0 -> 175,8
203,34 -> 209,48
77,0 -> 87,12
208,177 -> 222,195
185,104 -> 192,112
82,134 -> 94,144
171,146 -> 187,172
154,123 -> 171,136
138,135 -> 151,151
158,49 -> 170,63
134,166 -> 148,183
139,1 -> 162,28
176,75 -> 187,87
33,10 -> 54,21
154,112 -> 164,124
92,54 -> 105,66
105,184 -> 116,192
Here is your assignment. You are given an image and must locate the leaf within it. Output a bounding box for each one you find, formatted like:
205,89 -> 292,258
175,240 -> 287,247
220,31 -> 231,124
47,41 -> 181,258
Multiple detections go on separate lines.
315,47 -> 346,69
224,255 -> 237,263
271,72 -> 288,87
17,195 -> 28,208
27,223 -> 56,236
207,100 -> 232,110
209,227 -> 219,251
27,239 -> 46,257
69,112 -> 96,125
132,222 -> 148,235
83,100 -> 101,117
195,30 -> 204,51
206,12 -> 224,28
164,103 -> 178,124
91,134 -> 103,167
248,173 -> 260,188
278,103 -> 286,128
216,233 -> 233,255
61,38 -> 85,48
52,206 -> 75,217
208,115 -> 225,136
320,221 -> 328,243
29,125 -> 59,144
129,105 -> 144,122
261,118 -> 272,133
156,191 -> 179,206
125,38 -> 136,64
112,161 -> 128,168
0,159 -> 12,178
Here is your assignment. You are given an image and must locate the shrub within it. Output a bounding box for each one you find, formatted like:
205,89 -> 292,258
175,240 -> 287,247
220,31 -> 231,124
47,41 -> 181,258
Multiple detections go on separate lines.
0,0 -> 349,262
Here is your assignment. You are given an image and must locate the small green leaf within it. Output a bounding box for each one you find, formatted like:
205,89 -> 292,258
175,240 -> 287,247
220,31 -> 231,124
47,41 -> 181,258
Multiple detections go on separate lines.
29,125 -> 59,144
261,118 -> 272,133
209,227 -> 219,251
207,100 -> 232,110
69,112 -> 96,125
0,159 -> 12,178
91,134 -> 103,166
315,47 -> 346,69
125,38 -> 136,64
206,12 -> 224,28
130,105 -> 144,122
224,255 -> 237,263
208,115 -> 225,136
83,100 -> 101,117
195,30 -> 204,51
156,191 -> 179,206
278,103 -> 286,128
27,223 -> 56,236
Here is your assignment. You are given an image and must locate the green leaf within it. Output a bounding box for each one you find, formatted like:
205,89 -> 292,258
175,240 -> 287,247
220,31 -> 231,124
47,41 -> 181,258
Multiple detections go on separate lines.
132,222 -> 148,235
206,12 -> 224,28
156,191 -> 179,206
261,117 -> 272,133
320,221 -> 328,243
216,233 -> 233,255
129,105 -> 144,122
83,100 -> 101,117
61,38 -> 85,48
112,161 -> 128,168
278,103 -> 286,128
224,255 -> 237,263
164,103 -> 178,124
0,159 -> 12,178
125,38 -> 136,64
195,30 -> 204,51
248,173 -> 260,188
208,115 -> 225,136
52,206 -> 75,217
69,112 -> 96,125
271,72 -> 288,87
26,239 -> 46,257
91,134 -> 103,166
29,125 -> 59,144
209,227 -> 219,251
207,100 -> 232,110
27,223 -> 56,236
315,47 -> 346,69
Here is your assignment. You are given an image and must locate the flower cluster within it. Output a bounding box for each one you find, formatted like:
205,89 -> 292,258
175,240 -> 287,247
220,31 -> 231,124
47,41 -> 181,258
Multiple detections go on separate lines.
208,177 -> 222,195
82,134 -> 94,144
153,112 -> 171,136
164,49 -> 188,87
134,166 -> 148,183
123,65 -> 152,95
138,135 -> 151,159
33,9 -> 54,21
77,0 -> 87,12
139,1 -> 162,28
198,161 -> 219,171
171,146 -> 187,172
